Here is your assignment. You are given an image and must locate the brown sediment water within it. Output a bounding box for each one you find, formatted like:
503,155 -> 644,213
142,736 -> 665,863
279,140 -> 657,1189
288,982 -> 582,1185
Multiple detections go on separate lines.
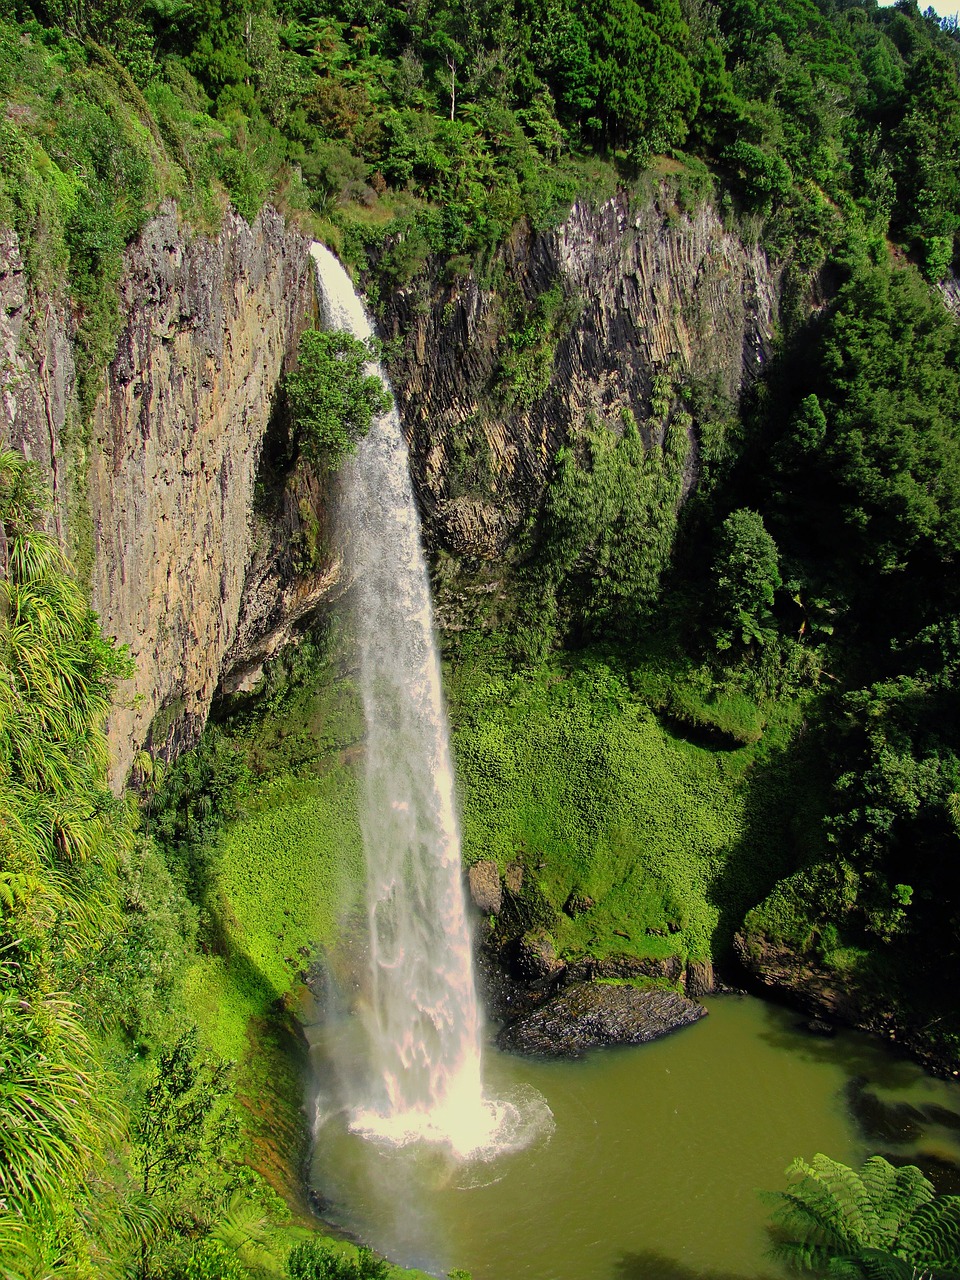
309,993 -> 960,1280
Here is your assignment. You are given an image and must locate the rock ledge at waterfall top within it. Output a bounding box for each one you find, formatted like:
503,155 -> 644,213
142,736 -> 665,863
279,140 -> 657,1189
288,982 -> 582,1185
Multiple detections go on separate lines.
496,981 -> 706,1058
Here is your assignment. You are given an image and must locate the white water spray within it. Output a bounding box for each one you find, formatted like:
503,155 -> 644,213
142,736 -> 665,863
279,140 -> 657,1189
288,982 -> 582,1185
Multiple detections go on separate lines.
310,244 -> 506,1159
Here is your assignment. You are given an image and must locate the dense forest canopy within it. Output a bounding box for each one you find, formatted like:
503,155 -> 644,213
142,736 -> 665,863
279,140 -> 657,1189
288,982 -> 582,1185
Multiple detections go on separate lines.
1,0 -> 960,1275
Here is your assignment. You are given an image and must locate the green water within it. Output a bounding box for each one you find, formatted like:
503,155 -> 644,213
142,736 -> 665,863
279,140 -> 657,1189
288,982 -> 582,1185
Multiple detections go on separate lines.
309,996 -> 960,1280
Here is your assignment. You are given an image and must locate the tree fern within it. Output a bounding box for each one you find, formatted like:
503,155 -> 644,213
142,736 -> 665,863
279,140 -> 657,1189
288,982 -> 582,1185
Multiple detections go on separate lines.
769,1155 -> 960,1279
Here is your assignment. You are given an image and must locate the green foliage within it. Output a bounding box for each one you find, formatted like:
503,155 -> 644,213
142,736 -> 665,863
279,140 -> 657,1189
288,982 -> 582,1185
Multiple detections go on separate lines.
135,1027 -> 236,1202
184,1237 -> 248,1280
531,378 -> 690,650
495,281 -> 577,408
449,646 -> 811,962
787,266 -> 960,584
0,450 -> 170,1273
284,328 -> 392,470
287,1240 -> 389,1280
0,960 -> 105,1207
213,767 -> 363,1006
711,508 -> 781,650
151,727 -> 252,906
721,252 -> 960,1048
768,1154 -> 960,1279
0,21 -> 166,412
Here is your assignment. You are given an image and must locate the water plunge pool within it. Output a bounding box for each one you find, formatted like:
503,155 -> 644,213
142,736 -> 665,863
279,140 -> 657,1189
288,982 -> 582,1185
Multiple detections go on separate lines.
308,994 -> 960,1280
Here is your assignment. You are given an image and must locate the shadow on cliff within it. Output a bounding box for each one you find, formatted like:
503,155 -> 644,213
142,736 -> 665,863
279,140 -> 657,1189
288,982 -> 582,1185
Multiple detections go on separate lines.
613,1250 -> 779,1280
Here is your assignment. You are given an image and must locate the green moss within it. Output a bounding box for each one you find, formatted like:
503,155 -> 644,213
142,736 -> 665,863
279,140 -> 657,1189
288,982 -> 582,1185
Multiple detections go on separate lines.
215,770 -> 364,996
450,647 -> 816,964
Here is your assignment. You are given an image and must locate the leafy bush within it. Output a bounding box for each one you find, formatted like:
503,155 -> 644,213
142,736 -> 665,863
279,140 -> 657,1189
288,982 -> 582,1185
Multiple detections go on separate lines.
287,1241 -> 389,1280
284,329 -> 392,470
711,508 -> 781,649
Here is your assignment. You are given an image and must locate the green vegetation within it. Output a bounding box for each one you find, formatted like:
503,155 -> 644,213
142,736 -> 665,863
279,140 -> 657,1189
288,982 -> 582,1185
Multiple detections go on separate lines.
287,1241 -> 388,1280
3,0 -> 960,1270
284,329 -> 392,470
711,256 -> 960,1054
0,0 -> 958,381
768,1154 -> 960,1279
0,456 -> 417,1279
710,508 -> 781,650
448,638 -> 822,965
521,372 -> 690,654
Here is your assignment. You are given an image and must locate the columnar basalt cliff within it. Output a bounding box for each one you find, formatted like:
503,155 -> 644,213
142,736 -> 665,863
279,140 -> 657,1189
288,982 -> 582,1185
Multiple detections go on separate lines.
1,189 -> 781,784
380,191 -> 780,584
0,202 -> 325,786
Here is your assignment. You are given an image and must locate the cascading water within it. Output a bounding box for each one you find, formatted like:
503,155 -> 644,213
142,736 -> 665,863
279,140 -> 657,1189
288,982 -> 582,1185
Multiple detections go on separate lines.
310,243 -> 502,1158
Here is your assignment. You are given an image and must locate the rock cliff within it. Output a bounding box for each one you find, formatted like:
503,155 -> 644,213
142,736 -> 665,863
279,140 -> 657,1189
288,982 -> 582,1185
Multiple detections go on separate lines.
0,202 -> 324,785
0,187 -> 781,783
379,190 -> 780,619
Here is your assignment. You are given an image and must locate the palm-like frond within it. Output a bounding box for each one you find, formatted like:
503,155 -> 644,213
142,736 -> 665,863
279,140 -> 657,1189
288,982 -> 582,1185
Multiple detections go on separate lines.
0,983 -> 102,1203
770,1155 -> 960,1280
897,1197 -> 960,1275
211,1191 -> 282,1270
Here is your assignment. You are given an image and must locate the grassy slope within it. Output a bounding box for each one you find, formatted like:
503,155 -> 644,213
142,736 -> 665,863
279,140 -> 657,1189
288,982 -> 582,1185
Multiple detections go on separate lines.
449,646 -> 825,967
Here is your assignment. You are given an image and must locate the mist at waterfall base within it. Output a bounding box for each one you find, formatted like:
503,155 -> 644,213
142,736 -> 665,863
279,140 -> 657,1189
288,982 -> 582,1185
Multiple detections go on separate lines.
308,242 -> 552,1205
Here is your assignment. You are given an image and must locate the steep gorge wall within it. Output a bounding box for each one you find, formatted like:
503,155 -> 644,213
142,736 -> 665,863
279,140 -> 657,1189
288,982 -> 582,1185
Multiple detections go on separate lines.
381,190 -> 780,621
0,187 -> 781,784
0,203 -> 326,785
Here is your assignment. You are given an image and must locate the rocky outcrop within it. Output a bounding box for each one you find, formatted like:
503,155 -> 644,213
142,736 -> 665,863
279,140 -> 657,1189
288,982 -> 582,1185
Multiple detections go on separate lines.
88,204 -> 323,782
0,226 -> 76,549
566,952 -> 685,986
497,980 -> 706,1057
380,190 -> 780,598
734,930 -> 865,1024
0,203 -> 326,785
468,859 -> 503,914
514,928 -> 564,980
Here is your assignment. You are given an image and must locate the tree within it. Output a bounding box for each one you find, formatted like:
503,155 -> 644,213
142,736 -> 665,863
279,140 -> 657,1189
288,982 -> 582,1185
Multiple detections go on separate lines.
768,1154 -> 960,1279
284,330 -> 392,470
580,0 -> 699,152
711,508 -> 781,648
134,1028 -> 235,1203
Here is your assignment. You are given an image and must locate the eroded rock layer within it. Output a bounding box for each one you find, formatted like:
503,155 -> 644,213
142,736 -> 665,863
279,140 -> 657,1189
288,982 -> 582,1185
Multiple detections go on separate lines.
1,203 -> 322,785
382,191 -> 780,574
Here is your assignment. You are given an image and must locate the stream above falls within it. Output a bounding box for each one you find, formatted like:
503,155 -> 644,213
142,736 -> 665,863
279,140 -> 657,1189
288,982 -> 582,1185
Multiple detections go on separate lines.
308,993 -> 960,1280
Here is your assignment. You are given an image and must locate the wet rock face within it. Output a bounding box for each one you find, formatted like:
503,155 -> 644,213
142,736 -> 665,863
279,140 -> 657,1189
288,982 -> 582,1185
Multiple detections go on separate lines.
468,859 -> 503,914
380,190 -> 780,589
496,981 -> 707,1058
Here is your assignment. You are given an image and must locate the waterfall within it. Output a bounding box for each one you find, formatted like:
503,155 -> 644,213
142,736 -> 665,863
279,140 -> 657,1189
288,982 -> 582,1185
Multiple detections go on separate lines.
310,243 -> 498,1158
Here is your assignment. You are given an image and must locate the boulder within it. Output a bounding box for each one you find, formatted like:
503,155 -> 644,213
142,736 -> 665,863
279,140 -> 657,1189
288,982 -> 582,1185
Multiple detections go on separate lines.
563,891 -> 595,918
497,981 -> 706,1058
468,860 -> 502,914
515,929 -> 564,980
567,952 -> 684,984
503,860 -> 524,894
685,959 -> 715,997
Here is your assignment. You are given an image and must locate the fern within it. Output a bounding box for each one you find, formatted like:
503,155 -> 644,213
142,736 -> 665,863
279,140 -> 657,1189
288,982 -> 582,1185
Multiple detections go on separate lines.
769,1155 -> 960,1280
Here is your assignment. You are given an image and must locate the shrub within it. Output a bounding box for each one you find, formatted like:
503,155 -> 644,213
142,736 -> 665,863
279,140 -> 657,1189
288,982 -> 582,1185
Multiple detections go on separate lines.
287,1240 -> 389,1280
284,330 -> 392,470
